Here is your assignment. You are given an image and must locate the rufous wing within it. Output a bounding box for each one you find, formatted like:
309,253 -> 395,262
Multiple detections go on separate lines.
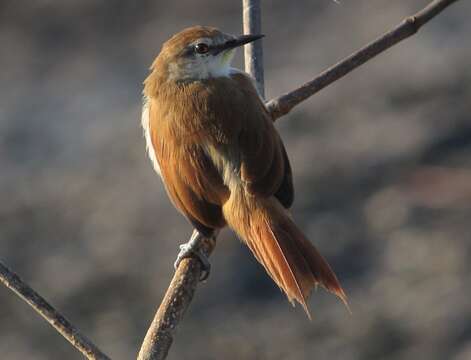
230,73 -> 293,203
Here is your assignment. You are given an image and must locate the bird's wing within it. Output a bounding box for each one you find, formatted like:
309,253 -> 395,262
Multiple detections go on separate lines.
230,72 -> 294,208
146,71 -> 294,236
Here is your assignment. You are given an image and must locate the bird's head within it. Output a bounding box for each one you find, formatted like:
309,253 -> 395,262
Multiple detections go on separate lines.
151,26 -> 263,82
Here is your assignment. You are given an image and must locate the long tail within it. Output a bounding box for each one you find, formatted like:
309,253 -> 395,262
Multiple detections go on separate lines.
222,189 -> 348,318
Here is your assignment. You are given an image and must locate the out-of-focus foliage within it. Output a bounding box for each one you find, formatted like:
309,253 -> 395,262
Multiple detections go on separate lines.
1,1 -> 470,359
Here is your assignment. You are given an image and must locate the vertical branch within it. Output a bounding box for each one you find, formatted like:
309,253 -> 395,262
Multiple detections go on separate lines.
243,0 -> 265,97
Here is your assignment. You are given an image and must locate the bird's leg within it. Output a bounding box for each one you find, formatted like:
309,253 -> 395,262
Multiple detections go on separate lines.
174,229 -> 216,281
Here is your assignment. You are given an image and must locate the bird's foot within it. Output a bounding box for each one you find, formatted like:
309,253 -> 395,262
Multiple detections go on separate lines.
174,230 -> 212,281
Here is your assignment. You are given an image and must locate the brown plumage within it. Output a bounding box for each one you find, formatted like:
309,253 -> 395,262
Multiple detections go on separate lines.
142,26 -> 347,317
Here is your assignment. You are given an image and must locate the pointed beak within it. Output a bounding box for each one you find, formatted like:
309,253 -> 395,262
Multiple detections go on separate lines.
212,34 -> 264,55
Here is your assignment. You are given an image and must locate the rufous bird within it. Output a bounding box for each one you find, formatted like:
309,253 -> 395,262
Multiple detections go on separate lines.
141,26 -> 347,317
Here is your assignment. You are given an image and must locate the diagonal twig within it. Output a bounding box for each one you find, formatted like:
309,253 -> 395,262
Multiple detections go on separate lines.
0,261 -> 110,360
266,0 -> 460,120
137,231 -> 216,360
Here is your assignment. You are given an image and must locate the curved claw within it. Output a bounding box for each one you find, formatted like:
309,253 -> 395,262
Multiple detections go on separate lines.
194,252 -> 211,281
173,231 -> 212,281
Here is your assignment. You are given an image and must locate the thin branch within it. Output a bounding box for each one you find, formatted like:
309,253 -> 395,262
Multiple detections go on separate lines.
266,0 -> 460,120
137,231 -> 216,360
243,0 -> 265,98
0,261 -> 110,360
137,2 -> 265,359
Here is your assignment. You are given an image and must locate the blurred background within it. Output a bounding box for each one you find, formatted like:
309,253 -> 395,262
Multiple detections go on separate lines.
1,1 -> 470,359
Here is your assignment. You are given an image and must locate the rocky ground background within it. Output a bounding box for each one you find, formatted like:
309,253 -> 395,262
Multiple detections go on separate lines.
1,1 -> 470,359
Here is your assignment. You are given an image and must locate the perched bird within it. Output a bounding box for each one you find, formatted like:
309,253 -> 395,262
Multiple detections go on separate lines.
141,26 -> 347,316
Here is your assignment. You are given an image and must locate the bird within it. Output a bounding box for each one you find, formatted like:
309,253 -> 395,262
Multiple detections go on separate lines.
141,25 -> 347,317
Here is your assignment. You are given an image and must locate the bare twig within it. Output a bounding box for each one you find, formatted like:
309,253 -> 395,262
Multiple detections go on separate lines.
0,261 -> 110,360
266,0 -> 460,120
137,231 -> 216,360
243,0 -> 265,98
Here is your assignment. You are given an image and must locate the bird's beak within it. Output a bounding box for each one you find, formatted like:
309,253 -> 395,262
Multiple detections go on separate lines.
212,34 -> 264,55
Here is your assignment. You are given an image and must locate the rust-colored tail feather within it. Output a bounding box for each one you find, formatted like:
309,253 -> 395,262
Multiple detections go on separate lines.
223,191 -> 348,318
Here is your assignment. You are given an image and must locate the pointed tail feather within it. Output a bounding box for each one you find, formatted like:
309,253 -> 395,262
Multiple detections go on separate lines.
223,190 -> 347,317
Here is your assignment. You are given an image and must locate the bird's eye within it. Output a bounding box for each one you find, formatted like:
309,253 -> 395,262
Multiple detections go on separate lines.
194,43 -> 210,54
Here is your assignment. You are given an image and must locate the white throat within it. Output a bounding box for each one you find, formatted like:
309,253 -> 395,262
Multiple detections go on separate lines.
168,50 -> 236,81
